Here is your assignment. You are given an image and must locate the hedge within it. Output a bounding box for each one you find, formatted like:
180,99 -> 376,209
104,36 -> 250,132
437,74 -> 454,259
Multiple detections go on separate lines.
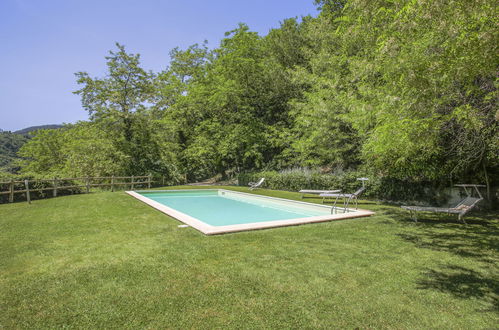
238,170 -> 450,205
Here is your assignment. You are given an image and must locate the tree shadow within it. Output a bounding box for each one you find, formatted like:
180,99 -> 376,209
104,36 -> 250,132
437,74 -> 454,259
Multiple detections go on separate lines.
418,265 -> 499,312
380,206 -> 499,311
393,210 -> 499,263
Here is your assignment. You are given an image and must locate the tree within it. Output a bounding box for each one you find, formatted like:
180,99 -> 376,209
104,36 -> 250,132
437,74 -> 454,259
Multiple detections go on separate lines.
0,131 -> 29,173
342,0 -> 498,185
17,128 -> 66,176
285,11 -> 362,170
74,43 -> 158,175
165,23 -> 304,179
17,123 -> 128,177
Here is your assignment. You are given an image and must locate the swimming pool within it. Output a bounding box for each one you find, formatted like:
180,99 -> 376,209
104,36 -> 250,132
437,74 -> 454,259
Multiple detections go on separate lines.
127,189 -> 374,235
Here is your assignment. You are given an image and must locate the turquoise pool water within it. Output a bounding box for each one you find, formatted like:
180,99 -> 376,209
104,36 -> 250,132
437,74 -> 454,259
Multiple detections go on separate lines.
139,190 -> 333,227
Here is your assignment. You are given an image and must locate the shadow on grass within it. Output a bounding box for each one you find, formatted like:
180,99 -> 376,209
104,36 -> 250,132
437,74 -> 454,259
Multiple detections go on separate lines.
381,206 -> 499,311
418,265 -> 499,312
393,210 -> 499,263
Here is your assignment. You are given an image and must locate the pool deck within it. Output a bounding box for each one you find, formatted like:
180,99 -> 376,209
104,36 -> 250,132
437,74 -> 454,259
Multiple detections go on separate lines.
126,189 -> 375,235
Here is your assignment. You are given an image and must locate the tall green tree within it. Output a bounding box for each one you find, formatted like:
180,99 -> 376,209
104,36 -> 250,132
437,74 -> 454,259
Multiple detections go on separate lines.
165,23 -> 304,179
74,43 -> 159,175
339,0 -> 498,184
17,128 -> 66,176
285,9 -> 362,170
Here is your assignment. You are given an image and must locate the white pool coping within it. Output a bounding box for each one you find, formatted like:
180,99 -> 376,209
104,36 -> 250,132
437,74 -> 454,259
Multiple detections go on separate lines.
126,189 -> 375,235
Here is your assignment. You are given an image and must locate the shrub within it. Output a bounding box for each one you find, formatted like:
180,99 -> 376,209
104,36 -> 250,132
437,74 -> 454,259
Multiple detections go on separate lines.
238,169 -> 449,204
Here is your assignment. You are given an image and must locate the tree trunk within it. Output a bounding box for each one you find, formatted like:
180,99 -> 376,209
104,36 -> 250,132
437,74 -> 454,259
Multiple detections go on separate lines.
123,116 -> 133,142
482,161 -> 490,201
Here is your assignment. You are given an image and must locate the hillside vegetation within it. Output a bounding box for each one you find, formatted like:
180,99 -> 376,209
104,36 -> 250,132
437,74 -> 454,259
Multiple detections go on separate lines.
15,0 -> 498,197
13,124 -> 62,135
0,131 -> 28,174
0,125 -> 62,176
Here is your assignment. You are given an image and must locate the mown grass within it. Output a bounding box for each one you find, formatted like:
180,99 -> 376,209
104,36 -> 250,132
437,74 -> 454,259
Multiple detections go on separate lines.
1,186 -> 497,329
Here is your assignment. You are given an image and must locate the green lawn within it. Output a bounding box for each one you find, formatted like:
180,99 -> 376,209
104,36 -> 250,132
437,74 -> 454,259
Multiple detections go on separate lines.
1,186 -> 497,329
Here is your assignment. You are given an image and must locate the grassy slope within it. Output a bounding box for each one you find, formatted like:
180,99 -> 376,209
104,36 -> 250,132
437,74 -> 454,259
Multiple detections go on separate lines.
1,186 -> 497,329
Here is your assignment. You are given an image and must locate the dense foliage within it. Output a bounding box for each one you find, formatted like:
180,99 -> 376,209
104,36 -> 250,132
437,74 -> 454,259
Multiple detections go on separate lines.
0,125 -> 63,178
0,131 -> 28,174
238,169 -> 449,205
13,0 -> 498,199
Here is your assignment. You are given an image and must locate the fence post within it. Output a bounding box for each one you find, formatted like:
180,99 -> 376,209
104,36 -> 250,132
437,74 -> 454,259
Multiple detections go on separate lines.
131,175 -> 134,190
53,177 -> 57,197
86,177 -> 90,194
162,176 -> 165,187
9,179 -> 14,203
25,179 -> 31,204
111,175 -> 115,192
148,174 -> 151,189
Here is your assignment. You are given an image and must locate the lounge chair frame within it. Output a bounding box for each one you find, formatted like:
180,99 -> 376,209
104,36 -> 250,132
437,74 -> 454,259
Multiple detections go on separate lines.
319,178 -> 369,213
299,189 -> 341,199
248,178 -> 265,190
321,187 -> 367,213
401,184 -> 485,224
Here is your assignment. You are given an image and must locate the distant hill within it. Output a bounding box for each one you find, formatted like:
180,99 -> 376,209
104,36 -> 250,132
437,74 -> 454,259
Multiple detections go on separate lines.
14,124 -> 63,135
0,131 -> 28,173
1,124 -> 63,174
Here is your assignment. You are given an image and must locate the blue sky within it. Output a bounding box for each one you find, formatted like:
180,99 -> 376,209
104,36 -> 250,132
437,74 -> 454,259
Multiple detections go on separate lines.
0,0 -> 318,131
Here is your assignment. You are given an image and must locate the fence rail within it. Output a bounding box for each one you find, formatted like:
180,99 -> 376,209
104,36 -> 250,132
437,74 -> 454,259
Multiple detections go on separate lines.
0,175 -> 153,204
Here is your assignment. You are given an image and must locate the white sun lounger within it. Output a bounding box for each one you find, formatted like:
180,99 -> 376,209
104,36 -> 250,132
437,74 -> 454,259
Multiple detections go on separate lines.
319,178 -> 369,211
248,178 -> 265,190
401,184 -> 485,223
299,189 -> 341,199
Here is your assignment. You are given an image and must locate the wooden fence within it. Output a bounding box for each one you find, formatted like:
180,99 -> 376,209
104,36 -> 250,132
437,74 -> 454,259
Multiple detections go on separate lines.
0,175 -> 153,204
